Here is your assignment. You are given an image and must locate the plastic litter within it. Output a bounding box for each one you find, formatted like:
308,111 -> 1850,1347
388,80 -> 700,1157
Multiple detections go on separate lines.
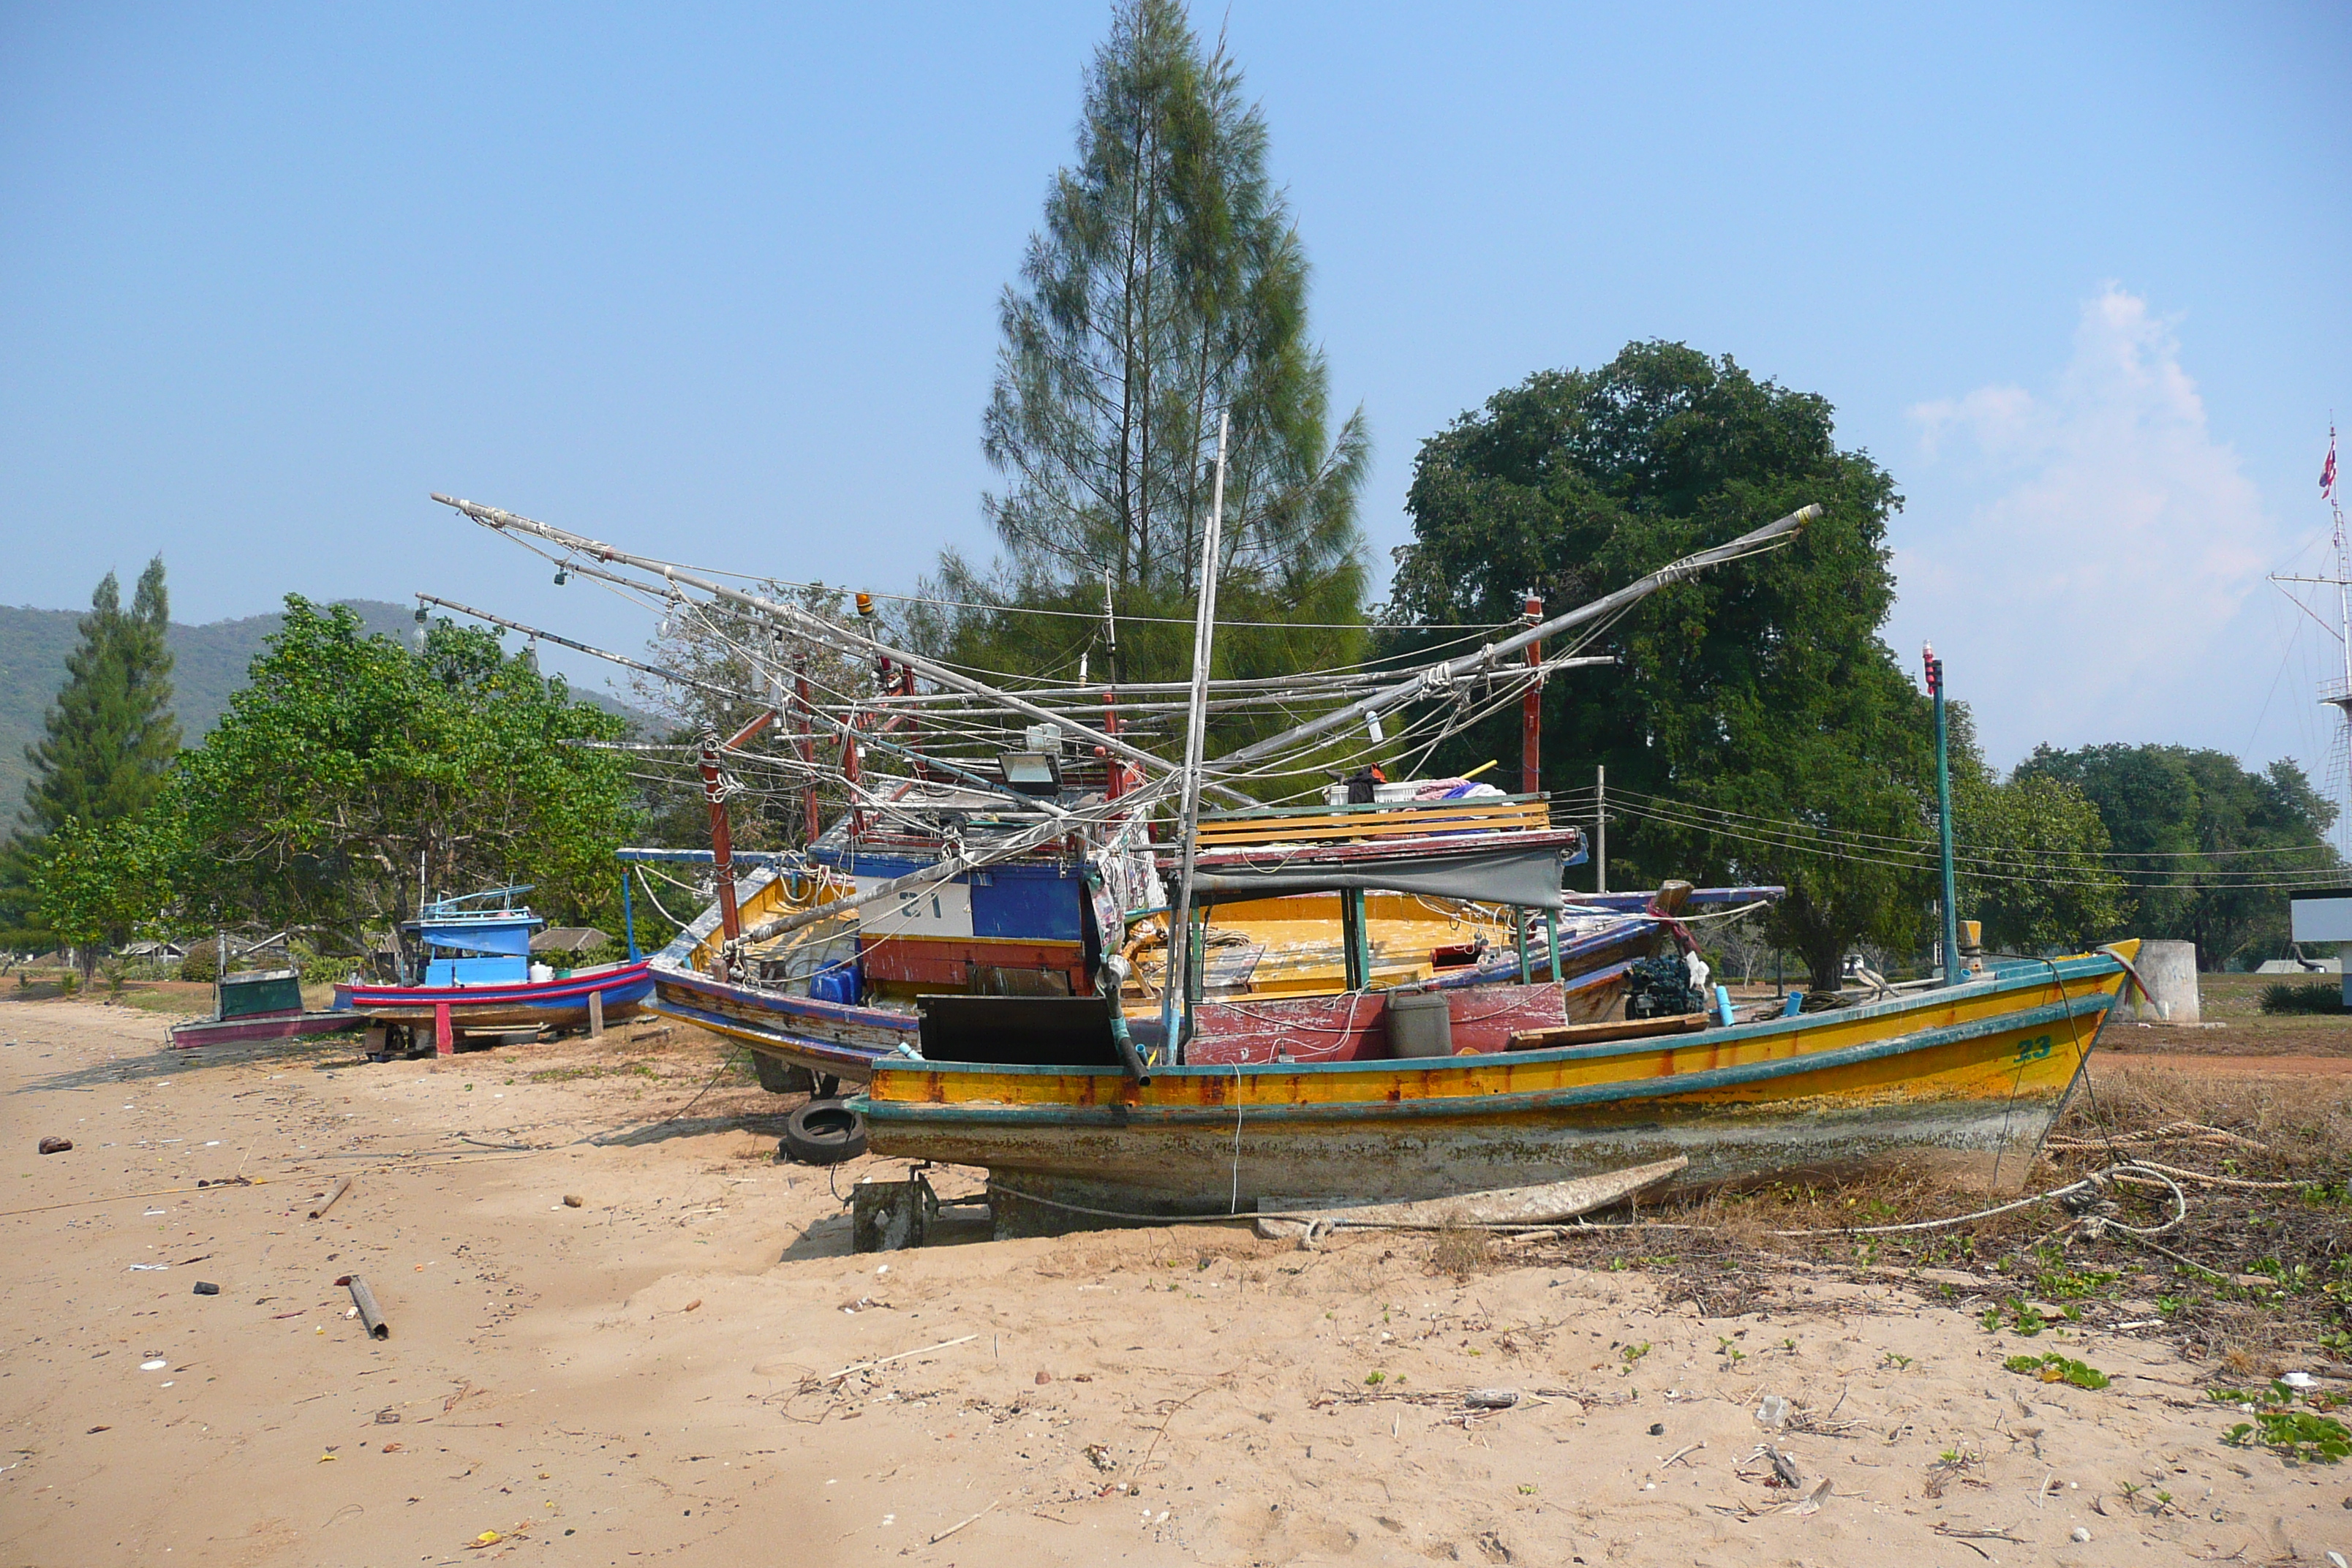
1756,1394 -> 1790,1428
140,1359 -> 167,1371
2282,1371 -> 2319,1391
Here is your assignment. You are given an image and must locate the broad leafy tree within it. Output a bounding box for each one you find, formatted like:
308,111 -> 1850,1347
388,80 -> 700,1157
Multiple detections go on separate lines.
930,0 -> 1369,729
32,812 -> 178,977
162,600 -> 638,957
1383,342 -> 1934,990
2015,744 -> 2338,968
1949,709 -> 2124,953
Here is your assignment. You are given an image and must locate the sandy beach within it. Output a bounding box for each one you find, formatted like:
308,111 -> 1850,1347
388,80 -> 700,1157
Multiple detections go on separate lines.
4,995 -> 2348,1567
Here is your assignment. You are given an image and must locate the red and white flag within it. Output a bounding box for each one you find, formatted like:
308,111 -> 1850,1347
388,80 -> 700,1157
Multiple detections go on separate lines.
2325,427 -> 2339,502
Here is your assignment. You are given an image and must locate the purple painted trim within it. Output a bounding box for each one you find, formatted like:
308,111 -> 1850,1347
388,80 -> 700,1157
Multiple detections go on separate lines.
336,961 -> 655,1012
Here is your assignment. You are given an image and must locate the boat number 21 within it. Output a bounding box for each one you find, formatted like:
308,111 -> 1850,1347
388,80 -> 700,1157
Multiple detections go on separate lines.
2013,1033 -> 2054,1064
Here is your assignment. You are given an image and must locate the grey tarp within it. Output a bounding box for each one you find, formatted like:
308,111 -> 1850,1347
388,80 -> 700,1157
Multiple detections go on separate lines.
1186,843 -> 1567,911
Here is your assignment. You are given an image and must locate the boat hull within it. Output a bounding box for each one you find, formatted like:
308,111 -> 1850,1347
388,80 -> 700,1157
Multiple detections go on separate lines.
864,950 -> 2135,1209
169,1009 -> 364,1049
645,962 -> 916,1083
334,962 -> 655,1031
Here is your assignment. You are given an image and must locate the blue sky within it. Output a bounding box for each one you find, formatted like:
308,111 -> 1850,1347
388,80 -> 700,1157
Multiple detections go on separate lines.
4,3 -> 2348,779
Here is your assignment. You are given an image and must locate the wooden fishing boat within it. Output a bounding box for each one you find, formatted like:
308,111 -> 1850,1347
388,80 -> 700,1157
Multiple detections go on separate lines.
335,889 -> 652,1055
860,942 -> 2141,1213
636,786 -> 1705,1094
169,967 -> 363,1049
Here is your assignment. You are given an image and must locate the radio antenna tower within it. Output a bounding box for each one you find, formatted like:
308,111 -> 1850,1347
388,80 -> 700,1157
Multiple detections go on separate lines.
2271,426 -> 2348,848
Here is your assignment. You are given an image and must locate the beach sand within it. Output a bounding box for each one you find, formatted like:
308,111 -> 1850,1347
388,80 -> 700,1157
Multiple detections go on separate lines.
3,995 -> 2346,1566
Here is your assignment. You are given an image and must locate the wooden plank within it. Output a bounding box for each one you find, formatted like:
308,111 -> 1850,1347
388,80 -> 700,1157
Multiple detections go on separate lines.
1197,791 -> 1550,823
1194,803 -> 1553,845
1504,1012 -> 1710,1051
1254,1156 -> 1688,1237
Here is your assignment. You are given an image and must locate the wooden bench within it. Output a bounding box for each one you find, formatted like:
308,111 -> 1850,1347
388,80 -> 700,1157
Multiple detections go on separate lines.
1190,793 -> 1553,850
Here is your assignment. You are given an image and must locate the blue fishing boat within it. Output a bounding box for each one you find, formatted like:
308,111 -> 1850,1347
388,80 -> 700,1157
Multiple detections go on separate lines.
335,887 -> 652,1055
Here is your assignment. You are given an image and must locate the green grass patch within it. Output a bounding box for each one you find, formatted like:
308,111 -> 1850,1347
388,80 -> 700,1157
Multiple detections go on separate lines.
527,1062 -> 657,1083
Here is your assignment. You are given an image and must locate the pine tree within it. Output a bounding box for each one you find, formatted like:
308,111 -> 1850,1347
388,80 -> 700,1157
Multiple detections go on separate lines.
23,557 -> 181,834
934,0 -> 1369,701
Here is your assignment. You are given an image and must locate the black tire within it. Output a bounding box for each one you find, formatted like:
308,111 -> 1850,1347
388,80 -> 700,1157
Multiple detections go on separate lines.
781,1098 -> 867,1165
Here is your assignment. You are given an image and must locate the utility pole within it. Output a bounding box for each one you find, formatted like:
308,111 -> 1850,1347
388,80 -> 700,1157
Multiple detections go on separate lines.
1520,592 -> 1542,796
1595,764 -> 1607,894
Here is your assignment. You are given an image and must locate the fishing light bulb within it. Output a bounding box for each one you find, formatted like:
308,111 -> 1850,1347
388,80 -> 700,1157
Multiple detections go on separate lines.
554,567 -> 568,586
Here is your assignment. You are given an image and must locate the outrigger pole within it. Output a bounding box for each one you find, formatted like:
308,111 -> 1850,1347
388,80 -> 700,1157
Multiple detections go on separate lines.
429,495 -> 1252,807
419,595 -> 1074,821
1164,412 -> 1230,1058
413,592 -> 739,701
1210,504 -> 1820,774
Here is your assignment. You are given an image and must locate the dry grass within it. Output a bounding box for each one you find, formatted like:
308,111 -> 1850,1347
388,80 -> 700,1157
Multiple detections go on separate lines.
1520,1068 -> 2352,1371
1428,1221 -> 1496,1278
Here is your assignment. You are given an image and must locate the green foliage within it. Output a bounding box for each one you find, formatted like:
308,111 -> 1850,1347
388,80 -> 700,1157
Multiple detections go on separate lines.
4,559 -> 181,954
1978,1298 -> 2049,1336
164,600 -> 638,950
2015,744 -> 2340,968
29,806 -> 178,972
1949,717 -> 2124,951
2028,1243 -> 2120,1301
2261,980 -> 2345,1015
2223,1409 -> 2351,1463
932,0 -> 1368,751
2003,1352 -> 2111,1390
23,557 -> 181,837
0,598 -> 431,833
1381,342 -> 1931,990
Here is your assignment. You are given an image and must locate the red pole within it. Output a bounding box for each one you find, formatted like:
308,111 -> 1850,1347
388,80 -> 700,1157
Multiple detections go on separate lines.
1520,592 -> 1543,796
843,711 -> 864,839
700,709 -> 778,981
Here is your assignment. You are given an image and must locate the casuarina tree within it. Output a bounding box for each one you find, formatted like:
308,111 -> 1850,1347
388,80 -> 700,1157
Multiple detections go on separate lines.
23,557 -> 180,834
927,0 -> 1369,733
1,557 -> 180,954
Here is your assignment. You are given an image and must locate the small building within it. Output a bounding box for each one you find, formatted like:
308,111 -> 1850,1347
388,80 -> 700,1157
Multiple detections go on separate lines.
2288,891 -> 2352,1003
531,927 -> 611,957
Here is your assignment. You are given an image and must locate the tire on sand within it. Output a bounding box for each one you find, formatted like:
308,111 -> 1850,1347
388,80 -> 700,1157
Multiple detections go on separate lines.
781,1098 -> 868,1165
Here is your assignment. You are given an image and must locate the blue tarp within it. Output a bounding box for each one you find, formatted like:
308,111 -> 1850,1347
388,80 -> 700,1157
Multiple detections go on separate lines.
418,919 -> 537,957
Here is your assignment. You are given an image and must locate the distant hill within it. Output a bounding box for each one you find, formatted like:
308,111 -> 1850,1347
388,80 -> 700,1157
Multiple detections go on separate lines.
0,598 -> 649,826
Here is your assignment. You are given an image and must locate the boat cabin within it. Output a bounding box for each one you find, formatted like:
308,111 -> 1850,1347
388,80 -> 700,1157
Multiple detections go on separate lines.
404,889 -> 545,988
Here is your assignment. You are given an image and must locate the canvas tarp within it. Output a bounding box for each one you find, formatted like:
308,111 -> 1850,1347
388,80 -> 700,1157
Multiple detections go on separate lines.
1186,843 -> 1567,911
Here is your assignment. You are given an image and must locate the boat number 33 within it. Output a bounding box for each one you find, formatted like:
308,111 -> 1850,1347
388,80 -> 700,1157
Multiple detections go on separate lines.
2012,1033 -> 2055,1063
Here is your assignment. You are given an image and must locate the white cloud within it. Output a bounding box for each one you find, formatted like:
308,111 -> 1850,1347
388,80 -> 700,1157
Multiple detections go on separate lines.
1889,286 -> 2277,767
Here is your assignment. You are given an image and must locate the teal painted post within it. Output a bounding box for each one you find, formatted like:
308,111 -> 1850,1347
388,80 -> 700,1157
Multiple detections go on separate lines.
1926,644 -> 1961,987
1543,911 -> 1560,981
622,870 -> 638,960
1514,910 -> 1531,984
